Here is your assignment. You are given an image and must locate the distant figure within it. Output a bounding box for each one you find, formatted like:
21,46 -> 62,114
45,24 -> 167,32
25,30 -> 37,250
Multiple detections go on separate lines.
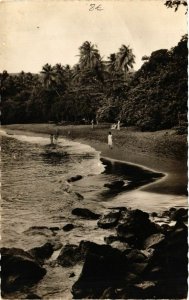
91,119 -> 94,129
54,129 -> 59,144
108,132 -> 113,149
117,120 -> 120,130
50,134 -> 54,145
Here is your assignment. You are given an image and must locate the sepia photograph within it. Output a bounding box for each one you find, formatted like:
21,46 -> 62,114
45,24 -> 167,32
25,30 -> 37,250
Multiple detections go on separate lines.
1,0 -> 188,299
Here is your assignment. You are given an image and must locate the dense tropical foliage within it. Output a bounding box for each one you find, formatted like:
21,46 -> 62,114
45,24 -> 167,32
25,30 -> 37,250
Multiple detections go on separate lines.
1,35 -> 187,131
120,35 -> 188,130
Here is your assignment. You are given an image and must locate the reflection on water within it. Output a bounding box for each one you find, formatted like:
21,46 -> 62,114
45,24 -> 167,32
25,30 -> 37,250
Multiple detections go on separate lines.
1,131 -> 187,299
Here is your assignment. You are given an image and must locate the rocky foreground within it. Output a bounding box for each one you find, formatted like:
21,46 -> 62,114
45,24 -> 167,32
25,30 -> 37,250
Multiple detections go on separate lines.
1,205 -> 188,299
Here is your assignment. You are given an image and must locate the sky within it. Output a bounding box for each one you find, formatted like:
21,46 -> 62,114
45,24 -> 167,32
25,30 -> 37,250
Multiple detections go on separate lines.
0,0 -> 187,73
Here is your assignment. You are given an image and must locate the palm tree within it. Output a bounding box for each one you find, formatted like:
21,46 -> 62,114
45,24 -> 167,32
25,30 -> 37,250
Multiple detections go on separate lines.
54,63 -> 64,77
79,41 -> 101,69
117,45 -> 135,80
54,63 -> 65,85
40,63 -> 56,89
41,63 -> 62,96
106,53 -> 117,74
64,64 -> 72,87
105,53 -> 124,91
72,64 -> 82,84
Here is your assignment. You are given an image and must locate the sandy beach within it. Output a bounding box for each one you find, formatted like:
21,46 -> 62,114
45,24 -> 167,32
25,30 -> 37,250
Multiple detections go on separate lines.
3,123 -> 187,196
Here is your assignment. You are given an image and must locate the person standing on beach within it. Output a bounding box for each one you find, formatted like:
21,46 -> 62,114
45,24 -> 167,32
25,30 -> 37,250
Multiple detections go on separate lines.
108,132 -> 113,149
117,120 -> 120,130
54,129 -> 59,144
50,134 -> 54,145
91,119 -> 94,129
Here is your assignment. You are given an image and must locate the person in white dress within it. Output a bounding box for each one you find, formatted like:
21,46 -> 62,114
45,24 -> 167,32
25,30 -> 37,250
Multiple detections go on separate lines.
117,120 -> 120,130
108,132 -> 113,149
91,119 -> 94,129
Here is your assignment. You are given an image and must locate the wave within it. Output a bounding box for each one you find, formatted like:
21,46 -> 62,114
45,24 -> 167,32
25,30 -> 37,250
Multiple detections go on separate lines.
1,129 -> 105,176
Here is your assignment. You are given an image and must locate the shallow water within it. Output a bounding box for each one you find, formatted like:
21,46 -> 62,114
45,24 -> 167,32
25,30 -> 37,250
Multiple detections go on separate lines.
1,130 -> 187,299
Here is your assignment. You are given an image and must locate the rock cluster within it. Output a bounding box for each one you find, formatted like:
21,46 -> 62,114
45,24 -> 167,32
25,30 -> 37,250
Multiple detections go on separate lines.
2,207 -> 187,299
68,207 -> 188,299
1,242 -> 53,293
72,208 -> 101,220
67,175 -> 83,183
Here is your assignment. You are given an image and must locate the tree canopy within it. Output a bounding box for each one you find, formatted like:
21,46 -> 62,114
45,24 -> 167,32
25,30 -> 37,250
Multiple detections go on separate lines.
1,35 -> 187,132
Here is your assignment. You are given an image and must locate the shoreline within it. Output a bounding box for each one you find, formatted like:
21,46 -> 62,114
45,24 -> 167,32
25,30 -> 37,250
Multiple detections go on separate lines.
100,155 -> 167,193
2,123 -> 187,196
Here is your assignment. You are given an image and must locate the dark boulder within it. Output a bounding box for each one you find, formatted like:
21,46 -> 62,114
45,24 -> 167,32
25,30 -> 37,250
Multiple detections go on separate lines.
97,210 -> 121,229
72,242 -> 128,299
161,210 -> 171,218
49,226 -> 60,231
170,208 -> 188,223
1,247 -> 46,293
129,262 -> 148,276
78,240 -> 125,258
67,175 -> 83,183
117,209 -> 160,247
169,207 -> 177,213
28,242 -> 54,263
72,208 -> 100,220
57,244 -> 82,267
143,221 -> 188,298
104,180 -> 125,190
104,235 -> 130,245
140,248 -> 155,260
143,233 -> 165,249
63,223 -> 74,232
126,249 -> 147,263
160,224 -> 172,233
104,235 -> 120,244
151,212 -> 158,218
110,241 -> 130,252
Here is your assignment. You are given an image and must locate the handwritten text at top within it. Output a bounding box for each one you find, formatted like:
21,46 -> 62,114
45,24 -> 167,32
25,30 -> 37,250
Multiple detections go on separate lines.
89,4 -> 103,11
